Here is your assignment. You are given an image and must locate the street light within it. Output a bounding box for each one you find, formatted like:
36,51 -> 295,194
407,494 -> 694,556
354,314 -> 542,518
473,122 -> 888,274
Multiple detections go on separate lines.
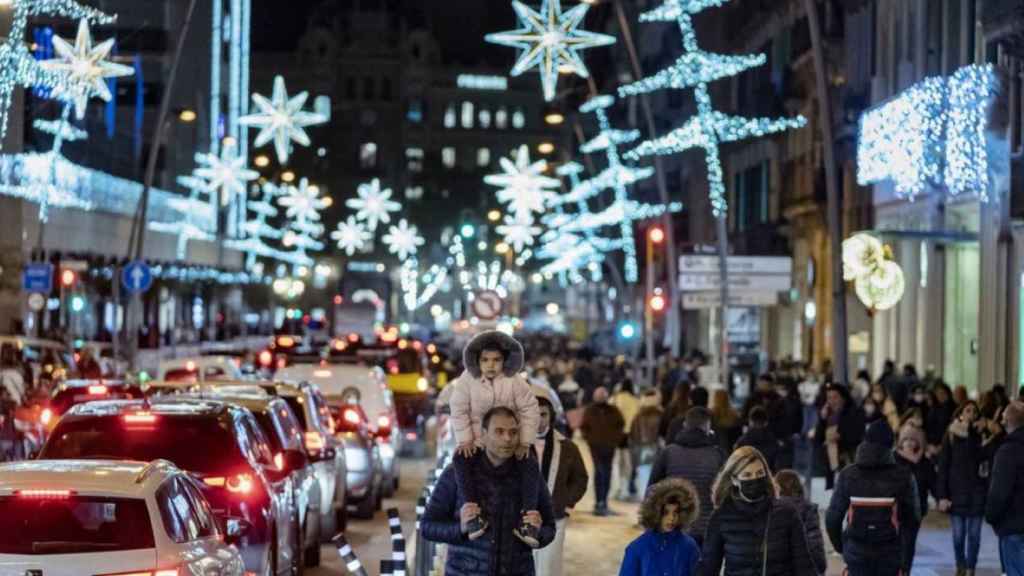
487,210 -> 502,222
649,226 -> 665,244
178,109 -> 196,122
649,294 -> 667,312
544,112 -> 564,125
537,142 -> 555,154
546,302 -> 560,315
460,224 -> 475,238
281,170 -> 296,183
254,154 -> 270,168
495,242 -> 510,255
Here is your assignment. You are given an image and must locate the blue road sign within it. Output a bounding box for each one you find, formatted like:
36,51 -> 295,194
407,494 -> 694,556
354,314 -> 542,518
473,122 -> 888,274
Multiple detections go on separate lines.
22,263 -> 54,294
121,261 -> 153,294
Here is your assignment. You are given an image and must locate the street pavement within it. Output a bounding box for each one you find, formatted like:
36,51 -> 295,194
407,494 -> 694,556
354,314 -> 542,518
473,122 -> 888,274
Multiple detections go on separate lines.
311,442 -> 1006,576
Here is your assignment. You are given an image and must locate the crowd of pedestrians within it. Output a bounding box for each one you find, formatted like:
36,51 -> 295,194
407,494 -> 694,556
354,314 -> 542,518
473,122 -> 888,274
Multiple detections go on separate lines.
422,333 -> 1024,576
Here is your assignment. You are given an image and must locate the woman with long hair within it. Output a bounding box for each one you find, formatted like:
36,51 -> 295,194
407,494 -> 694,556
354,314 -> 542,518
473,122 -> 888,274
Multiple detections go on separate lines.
869,382 -> 901,432
700,446 -> 818,576
936,401 -> 992,576
710,388 -> 741,454
926,382 -> 956,456
660,382 -> 691,441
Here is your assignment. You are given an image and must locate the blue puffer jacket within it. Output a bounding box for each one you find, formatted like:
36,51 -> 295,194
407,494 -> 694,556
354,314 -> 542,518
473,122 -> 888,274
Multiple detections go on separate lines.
619,530 -> 700,576
421,454 -> 556,576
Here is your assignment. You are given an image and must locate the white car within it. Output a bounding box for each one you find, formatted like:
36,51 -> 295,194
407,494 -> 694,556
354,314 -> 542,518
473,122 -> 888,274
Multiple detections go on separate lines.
0,459 -> 245,576
157,356 -> 244,383
277,363 -> 402,494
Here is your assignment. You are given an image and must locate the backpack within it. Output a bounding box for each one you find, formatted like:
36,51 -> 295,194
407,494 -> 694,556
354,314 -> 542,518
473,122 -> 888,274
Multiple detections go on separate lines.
845,496 -> 900,545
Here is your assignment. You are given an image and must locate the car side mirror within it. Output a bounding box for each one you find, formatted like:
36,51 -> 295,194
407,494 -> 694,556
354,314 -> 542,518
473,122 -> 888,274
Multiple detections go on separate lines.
224,516 -> 253,544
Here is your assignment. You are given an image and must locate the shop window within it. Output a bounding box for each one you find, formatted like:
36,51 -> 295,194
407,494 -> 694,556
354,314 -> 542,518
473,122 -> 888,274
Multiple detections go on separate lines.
461,101 -> 474,128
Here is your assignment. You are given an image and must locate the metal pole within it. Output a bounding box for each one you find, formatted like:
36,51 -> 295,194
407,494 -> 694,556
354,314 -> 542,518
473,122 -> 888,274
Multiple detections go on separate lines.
716,216 -> 729,390
803,0 -> 848,383
645,232 -> 655,385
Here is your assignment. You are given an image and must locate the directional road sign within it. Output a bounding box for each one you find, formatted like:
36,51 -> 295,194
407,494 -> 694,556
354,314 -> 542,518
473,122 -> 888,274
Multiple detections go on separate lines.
121,261 -> 153,295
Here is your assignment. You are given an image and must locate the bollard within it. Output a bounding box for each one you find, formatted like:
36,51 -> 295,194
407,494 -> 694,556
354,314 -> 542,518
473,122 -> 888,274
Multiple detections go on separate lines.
381,560 -> 394,576
332,533 -> 369,576
387,508 -> 408,576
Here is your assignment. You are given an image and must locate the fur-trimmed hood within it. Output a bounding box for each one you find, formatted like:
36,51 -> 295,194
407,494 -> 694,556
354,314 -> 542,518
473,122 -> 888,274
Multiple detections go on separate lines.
462,330 -> 525,378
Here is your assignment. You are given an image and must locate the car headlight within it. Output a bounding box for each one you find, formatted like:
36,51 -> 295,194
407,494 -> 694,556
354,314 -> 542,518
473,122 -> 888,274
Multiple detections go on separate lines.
345,447 -> 369,471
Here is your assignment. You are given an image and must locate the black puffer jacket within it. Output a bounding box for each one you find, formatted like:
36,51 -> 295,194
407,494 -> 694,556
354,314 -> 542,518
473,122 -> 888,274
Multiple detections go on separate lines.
825,443 -> 921,570
734,427 -> 782,472
649,427 -> 725,537
421,454 -> 556,576
780,496 -> 827,575
936,426 -> 989,517
985,427 -> 1024,537
699,497 -> 818,576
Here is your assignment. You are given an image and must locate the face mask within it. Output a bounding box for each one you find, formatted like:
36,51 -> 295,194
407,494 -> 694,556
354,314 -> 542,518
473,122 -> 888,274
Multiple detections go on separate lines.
913,394 -> 926,404
733,477 -> 768,502
864,405 -> 877,416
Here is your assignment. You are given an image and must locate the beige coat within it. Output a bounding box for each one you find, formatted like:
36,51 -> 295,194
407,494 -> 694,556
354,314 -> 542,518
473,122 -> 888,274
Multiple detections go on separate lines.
449,373 -> 540,448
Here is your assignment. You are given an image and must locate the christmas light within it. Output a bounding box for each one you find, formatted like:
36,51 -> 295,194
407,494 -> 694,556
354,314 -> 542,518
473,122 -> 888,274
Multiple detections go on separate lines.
239,75 -> 328,165
945,65 -> 997,200
0,1 -> 114,144
485,0 -> 615,101
618,2 -> 805,216
39,18 -> 133,119
192,139 -> 259,207
496,213 -> 541,252
149,220 -> 213,260
854,260 -> 905,311
382,219 -> 424,261
485,144 -> 560,221
33,118 -> 87,141
278,177 -> 327,263
346,178 -> 401,232
842,233 -> 885,281
331,215 -> 371,256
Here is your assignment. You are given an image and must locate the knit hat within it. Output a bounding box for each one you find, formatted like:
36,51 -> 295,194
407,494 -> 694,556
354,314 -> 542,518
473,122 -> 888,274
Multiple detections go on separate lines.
865,419 -> 895,447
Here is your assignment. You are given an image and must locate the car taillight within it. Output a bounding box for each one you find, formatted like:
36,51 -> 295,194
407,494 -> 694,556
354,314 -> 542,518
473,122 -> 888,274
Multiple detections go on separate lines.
185,361 -> 196,372
39,408 -> 53,425
347,333 -> 359,343
333,340 -> 347,351
412,341 -> 423,351
16,489 -> 73,498
398,339 -> 408,350
277,336 -> 295,347
88,385 -> 108,395
377,414 -> 391,430
304,431 -> 325,452
123,412 -> 157,424
204,474 -> 253,495
274,453 -> 284,471
343,408 -> 361,425
258,350 -> 273,366
276,357 -> 287,369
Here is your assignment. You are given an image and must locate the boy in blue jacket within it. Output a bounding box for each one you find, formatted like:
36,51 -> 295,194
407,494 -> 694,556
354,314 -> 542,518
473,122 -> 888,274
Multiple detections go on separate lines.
619,478 -> 702,576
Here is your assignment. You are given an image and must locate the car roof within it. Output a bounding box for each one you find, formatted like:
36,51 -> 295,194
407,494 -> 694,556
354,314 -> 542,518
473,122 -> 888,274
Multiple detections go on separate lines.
0,459 -> 180,498
65,398 -> 233,418
0,336 -> 67,349
56,379 -> 128,390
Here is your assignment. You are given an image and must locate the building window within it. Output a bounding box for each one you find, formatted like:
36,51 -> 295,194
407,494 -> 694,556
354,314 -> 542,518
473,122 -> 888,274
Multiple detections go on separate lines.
477,148 -> 491,167
406,147 -> 424,173
444,104 -> 456,128
407,99 -> 423,123
442,147 -> 456,169
512,108 -> 525,129
479,108 -> 492,129
363,76 -> 374,100
496,107 -> 508,129
405,186 -> 424,200
359,142 -> 377,169
461,101 -> 474,128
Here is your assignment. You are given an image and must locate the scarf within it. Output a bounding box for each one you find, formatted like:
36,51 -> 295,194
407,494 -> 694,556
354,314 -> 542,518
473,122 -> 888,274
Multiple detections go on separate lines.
541,427 -> 555,483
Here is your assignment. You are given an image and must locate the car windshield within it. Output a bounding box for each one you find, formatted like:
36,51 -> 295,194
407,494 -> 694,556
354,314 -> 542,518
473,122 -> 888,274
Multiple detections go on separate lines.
41,415 -> 246,474
0,495 -> 154,555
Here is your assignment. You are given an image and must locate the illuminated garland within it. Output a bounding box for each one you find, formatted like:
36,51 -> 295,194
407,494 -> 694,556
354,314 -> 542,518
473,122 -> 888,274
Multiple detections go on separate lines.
618,0 -> 806,216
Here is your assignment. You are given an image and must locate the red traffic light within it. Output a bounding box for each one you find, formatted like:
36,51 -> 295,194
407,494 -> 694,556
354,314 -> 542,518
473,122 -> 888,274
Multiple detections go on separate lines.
649,226 -> 665,244
649,294 -> 667,312
60,269 -> 76,287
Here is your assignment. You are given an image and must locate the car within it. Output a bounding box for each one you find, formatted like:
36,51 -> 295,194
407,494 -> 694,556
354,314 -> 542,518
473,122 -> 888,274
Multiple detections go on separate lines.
41,379 -> 144,432
328,402 -> 384,518
156,356 -> 244,383
195,387 -> 324,567
278,362 -> 401,495
0,459 -> 246,576
38,398 -> 303,576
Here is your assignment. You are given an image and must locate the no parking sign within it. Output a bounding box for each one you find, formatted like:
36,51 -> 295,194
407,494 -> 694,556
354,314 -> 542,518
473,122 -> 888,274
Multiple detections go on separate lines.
471,290 -> 503,320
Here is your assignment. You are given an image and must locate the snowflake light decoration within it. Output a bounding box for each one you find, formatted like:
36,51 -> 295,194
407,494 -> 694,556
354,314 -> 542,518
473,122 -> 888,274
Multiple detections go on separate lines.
331,216 -> 372,256
239,75 -> 328,165
485,145 -> 560,220
496,213 -> 541,252
618,0 -> 806,217
33,118 -> 87,141
40,18 -> 134,119
0,1 -> 114,144
346,178 -> 401,232
382,219 -> 424,261
485,0 -> 615,101
192,140 -> 258,207
278,177 -> 328,222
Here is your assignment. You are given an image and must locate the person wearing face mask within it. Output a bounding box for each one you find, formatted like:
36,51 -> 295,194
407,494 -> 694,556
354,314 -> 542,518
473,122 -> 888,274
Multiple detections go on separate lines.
699,446 -> 818,576
825,419 -> 921,576
618,478 -> 702,576
868,382 -> 901,432
894,422 -> 935,574
813,384 -> 865,489
985,401 -> 1024,576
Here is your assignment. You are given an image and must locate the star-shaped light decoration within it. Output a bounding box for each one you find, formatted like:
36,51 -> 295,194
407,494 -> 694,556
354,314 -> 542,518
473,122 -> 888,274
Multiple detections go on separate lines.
192,140 -> 259,207
278,178 -> 328,223
485,0 -> 615,101
496,213 -> 541,253
331,216 -> 372,256
39,18 -> 134,119
239,75 -> 328,165
346,178 -> 401,232
382,219 -> 425,261
484,145 -> 560,220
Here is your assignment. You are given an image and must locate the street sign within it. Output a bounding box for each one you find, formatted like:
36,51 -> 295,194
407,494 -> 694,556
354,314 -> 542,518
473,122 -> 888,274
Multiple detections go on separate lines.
22,263 -> 53,294
121,261 -> 153,294
59,259 -> 89,272
679,255 -> 792,292
681,291 -> 780,309
27,293 -> 45,312
471,290 -> 504,320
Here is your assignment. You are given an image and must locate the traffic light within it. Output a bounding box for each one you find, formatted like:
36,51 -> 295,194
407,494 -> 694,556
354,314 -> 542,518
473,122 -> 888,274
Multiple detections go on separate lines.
648,293 -> 667,313
648,226 -> 665,244
60,269 -> 76,287
617,321 -> 638,340
460,224 -> 475,238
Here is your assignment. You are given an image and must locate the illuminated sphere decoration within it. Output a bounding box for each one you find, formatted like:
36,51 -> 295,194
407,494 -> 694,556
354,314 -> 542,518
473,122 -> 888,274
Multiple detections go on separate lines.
841,233 -> 885,281
854,260 -> 905,312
